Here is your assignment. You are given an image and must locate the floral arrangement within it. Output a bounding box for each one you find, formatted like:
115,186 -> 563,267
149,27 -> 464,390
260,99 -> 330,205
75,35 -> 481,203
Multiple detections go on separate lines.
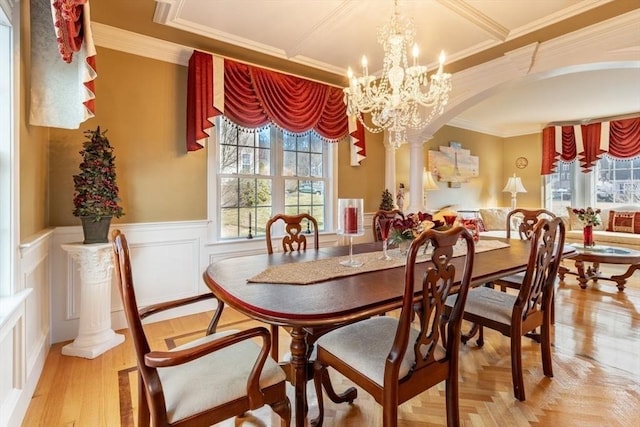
389,212 -> 444,244
72,127 -> 125,221
572,207 -> 601,226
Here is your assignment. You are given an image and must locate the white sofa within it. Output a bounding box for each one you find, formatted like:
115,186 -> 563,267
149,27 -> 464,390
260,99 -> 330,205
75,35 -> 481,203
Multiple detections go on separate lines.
460,206 -> 640,250
564,205 -> 640,250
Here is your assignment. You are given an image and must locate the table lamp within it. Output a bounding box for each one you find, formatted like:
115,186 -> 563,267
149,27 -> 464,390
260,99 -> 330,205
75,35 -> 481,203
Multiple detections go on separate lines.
423,169 -> 439,209
503,173 -> 527,209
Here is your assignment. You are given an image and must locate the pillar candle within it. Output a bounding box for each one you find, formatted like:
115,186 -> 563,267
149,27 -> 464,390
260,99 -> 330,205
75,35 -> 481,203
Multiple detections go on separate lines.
345,206 -> 358,234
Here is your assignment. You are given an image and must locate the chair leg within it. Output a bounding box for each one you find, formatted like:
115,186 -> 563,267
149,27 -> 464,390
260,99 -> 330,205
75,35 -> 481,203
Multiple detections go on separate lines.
382,402 -> 398,427
541,318 -> 554,378
445,370 -> 460,427
510,334 -> 526,401
271,325 -> 279,361
321,370 -> 357,404
137,373 -> 150,427
311,362 -> 326,427
271,396 -> 292,427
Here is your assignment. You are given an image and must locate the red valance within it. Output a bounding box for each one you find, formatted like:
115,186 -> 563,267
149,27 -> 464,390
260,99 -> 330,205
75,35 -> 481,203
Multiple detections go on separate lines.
541,116 -> 640,174
186,51 -> 221,151
186,52 -> 352,152
52,0 -> 86,63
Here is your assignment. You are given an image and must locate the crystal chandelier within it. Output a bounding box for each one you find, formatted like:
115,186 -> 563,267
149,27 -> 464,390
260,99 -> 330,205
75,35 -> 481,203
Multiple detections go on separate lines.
343,0 -> 452,148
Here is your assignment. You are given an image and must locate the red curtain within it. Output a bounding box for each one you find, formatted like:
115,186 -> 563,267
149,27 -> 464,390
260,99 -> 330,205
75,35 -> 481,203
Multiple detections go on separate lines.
186,51 -> 221,151
541,117 -> 640,174
52,0 -> 86,63
186,53 -> 351,152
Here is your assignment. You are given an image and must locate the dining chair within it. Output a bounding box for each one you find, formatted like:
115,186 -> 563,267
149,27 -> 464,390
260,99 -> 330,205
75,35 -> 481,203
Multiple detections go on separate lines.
265,213 -> 319,359
266,212 -> 319,254
372,209 -> 404,242
312,226 -> 475,427
497,208 -> 557,291
111,230 -> 291,427
446,217 -> 565,401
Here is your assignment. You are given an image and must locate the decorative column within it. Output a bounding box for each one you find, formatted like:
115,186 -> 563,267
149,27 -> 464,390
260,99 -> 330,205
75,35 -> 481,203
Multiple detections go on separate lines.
383,135 -> 397,205
61,242 -> 124,359
406,139 -> 427,213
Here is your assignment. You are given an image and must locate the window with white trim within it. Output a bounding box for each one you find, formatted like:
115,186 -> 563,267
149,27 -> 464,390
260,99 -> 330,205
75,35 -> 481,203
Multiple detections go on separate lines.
544,155 -> 640,215
213,117 -> 338,240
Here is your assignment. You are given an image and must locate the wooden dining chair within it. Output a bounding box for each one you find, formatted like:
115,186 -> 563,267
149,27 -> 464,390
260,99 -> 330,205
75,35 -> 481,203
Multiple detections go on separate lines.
111,230 -> 291,427
372,209 -> 404,242
446,217 -> 565,401
266,212 -> 319,254
312,226 -> 475,427
497,208 -> 557,291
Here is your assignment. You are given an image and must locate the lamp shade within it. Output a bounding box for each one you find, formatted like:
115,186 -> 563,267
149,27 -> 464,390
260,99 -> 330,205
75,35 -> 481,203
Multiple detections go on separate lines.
423,169 -> 439,191
502,174 -> 527,194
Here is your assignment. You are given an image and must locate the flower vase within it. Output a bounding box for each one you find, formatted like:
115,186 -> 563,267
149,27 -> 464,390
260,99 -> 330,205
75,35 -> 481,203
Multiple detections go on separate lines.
583,225 -> 594,247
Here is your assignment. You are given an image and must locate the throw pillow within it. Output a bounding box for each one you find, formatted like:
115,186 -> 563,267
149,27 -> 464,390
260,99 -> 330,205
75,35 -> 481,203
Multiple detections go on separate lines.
566,207 -> 605,231
479,208 -> 508,231
607,211 -> 640,234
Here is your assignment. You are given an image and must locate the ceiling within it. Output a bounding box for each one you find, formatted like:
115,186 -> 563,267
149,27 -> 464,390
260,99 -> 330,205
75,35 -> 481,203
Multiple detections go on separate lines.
154,0 -> 640,137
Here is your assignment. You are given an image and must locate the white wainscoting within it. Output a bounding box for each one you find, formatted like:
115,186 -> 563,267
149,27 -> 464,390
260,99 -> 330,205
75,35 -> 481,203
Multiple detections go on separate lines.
0,229 -> 53,427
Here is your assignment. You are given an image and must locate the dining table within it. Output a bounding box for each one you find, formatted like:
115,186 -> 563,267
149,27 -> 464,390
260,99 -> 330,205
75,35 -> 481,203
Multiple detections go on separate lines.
202,238 -> 575,426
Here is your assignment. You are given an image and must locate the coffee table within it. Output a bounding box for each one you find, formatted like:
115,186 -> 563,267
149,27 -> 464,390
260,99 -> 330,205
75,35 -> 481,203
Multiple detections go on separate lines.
558,244 -> 640,291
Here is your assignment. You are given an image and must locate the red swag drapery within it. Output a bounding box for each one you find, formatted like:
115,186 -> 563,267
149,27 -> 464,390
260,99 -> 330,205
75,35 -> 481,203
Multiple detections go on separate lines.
541,117 -> 640,174
186,52 -> 359,153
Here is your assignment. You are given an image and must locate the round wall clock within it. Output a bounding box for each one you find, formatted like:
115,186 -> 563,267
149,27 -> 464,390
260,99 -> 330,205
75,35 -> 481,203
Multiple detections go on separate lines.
515,157 -> 528,169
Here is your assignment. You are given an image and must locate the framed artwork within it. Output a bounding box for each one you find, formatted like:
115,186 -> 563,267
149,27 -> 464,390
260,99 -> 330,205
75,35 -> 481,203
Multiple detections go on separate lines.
428,142 -> 479,188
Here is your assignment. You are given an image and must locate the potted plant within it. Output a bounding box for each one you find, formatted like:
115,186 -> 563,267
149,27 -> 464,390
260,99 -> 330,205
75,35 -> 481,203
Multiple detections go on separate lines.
379,188 -> 395,211
72,127 -> 124,243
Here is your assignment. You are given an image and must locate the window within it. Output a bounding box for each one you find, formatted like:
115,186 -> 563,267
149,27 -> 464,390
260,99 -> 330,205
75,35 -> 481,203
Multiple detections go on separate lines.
214,118 -> 336,240
545,155 -> 640,215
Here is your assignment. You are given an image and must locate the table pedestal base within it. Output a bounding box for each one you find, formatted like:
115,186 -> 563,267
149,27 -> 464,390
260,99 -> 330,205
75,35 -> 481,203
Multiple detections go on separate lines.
558,261 -> 638,291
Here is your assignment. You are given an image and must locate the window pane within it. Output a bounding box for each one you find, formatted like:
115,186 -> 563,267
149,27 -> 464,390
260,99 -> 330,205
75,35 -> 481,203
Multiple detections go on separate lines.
258,127 -> 270,148
297,134 -> 310,152
238,130 -> 253,147
310,134 -> 323,153
239,148 -> 253,174
310,153 -> 323,177
548,162 -> 574,215
220,178 -> 239,207
283,151 -> 296,176
596,156 -> 640,207
220,208 -> 240,239
219,145 -> 238,174
297,153 -> 310,177
258,148 -> 270,175
283,133 -> 296,150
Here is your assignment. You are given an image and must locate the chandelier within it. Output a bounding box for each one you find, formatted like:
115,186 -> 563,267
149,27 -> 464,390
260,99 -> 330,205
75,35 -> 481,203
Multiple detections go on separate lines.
343,0 -> 452,148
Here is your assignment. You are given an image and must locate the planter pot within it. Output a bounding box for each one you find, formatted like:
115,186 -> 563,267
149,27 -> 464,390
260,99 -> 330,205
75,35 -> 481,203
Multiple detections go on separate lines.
80,216 -> 112,244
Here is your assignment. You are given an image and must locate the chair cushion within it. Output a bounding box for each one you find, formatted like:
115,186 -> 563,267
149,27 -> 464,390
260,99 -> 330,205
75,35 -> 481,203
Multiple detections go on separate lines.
156,329 -> 286,424
496,272 -> 525,287
446,287 -> 515,326
316,316 -> 445,387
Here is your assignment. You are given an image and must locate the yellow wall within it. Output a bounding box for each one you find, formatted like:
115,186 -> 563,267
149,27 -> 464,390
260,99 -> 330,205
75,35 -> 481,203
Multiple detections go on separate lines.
20,0 -> 49,239
502,133 -> 543,209
44,46 -> 546,226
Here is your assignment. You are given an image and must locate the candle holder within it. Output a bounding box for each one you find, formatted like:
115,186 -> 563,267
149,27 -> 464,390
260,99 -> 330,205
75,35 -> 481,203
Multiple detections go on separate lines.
337,198 -> 364,267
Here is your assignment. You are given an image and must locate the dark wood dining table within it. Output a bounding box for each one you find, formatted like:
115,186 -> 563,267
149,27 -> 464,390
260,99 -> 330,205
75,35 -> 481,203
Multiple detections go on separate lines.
203,239 -> 575,426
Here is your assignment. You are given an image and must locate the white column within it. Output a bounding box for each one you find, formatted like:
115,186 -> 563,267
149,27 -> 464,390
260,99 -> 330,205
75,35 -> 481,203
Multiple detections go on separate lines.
61,242 -> 124,359
383,135 -> 397,205
406,139 -> 426,213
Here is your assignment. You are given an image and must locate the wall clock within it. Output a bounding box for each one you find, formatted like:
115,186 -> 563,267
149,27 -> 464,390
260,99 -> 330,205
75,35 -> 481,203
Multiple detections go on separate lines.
515,156 -> 528,169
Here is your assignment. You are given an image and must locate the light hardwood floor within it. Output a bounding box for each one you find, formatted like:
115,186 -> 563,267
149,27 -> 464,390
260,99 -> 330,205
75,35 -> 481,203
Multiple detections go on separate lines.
23,262 -> 640,426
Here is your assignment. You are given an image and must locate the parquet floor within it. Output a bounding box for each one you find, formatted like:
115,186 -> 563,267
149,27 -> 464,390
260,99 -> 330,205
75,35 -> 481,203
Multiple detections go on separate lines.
23,262 -> 640,426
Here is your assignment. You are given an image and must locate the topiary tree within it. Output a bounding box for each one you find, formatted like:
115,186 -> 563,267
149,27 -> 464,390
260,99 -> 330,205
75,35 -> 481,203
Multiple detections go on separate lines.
379,188 -> 394,210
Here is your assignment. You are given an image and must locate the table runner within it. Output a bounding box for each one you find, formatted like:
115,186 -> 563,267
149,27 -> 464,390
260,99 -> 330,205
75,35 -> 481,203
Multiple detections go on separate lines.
247,239 -> 510,285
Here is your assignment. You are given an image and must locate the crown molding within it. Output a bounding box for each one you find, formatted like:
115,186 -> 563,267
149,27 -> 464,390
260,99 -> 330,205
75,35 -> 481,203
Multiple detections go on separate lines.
91,22 -> 192,66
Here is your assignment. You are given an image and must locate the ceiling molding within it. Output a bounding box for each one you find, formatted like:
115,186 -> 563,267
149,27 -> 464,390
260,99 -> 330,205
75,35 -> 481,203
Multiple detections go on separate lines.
435,0 -> 509,41
91,22 -> 191,65
447,117 -> 542,138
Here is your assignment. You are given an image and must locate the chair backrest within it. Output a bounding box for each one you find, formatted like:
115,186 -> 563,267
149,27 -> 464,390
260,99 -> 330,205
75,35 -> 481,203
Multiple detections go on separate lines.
388,226 -> 475,384
507,208 -> 556,240
372,209 -> 405,242
111,230 -> 168,418
515,217 -> 565,321
265,213 -> 319,254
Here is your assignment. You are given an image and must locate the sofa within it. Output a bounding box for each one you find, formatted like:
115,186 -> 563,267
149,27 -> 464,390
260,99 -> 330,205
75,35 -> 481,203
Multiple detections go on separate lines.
459,206 -> 640,250
564,205 -> 640,250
